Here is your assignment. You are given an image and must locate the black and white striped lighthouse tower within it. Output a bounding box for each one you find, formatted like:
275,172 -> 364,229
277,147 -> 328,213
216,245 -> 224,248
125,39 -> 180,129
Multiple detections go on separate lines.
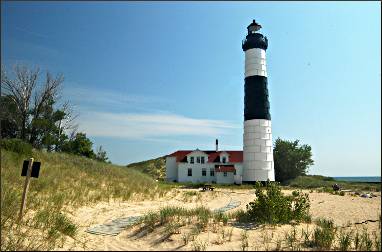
242,19 -> 275,182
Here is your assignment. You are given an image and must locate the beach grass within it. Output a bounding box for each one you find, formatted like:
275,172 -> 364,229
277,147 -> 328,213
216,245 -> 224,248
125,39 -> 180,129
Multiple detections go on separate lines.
1,149 -> 173,250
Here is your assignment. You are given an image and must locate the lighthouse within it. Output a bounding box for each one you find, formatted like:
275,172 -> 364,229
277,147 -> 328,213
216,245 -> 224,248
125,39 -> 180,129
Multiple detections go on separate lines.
242,20 -> 275,182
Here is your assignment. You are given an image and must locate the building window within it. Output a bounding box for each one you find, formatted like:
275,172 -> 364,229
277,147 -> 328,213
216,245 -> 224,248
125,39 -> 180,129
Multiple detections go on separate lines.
222,157 -> 226,163
190,157 -> 194,164
234,170 -> 236,175
223,172 -> 227,177
210,169 -> 215,177
202,168 -> 206,176
197,157 -> 200,163
201,156 -> 205,164
188,168 -> 192,176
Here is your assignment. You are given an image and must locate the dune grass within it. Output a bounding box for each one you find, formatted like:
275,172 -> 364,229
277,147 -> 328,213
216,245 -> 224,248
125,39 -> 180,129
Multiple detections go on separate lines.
126,156 -> 166,179
1,149 -> 173,250
132,206 -> 231,240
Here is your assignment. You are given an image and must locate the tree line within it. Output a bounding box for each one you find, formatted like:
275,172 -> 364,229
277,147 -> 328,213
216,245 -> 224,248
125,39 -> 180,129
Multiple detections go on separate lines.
1,64 -> 108,162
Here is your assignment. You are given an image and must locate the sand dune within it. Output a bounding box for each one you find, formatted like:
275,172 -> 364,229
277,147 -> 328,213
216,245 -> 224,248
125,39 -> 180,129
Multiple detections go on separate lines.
58,188 -> 381,251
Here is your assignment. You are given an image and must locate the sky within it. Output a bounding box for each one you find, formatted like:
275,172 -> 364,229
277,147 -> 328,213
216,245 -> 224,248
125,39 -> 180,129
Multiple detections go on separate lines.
1,2 -> 380,176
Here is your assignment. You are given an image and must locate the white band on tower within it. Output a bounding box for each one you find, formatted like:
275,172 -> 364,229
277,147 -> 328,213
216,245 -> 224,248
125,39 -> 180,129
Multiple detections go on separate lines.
245,48 -> 267,77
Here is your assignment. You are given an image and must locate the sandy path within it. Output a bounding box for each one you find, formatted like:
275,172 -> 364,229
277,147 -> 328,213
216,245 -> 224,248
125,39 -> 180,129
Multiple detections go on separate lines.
58,189 -> 381,251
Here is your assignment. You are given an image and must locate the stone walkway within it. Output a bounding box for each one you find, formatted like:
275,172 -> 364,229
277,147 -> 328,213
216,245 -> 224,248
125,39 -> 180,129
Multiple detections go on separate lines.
85,190 -> 253,236
213,191 -> 241,213
86,216 -> 142,236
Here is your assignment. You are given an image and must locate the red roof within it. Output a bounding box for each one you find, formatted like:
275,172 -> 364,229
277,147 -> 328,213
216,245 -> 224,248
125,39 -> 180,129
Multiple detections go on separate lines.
167,150 -> 243,163
215,165 -> 236,172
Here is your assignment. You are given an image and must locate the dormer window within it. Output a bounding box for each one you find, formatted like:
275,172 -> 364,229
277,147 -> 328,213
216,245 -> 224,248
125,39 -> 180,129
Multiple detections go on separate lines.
190,157 -> 194,164
222,157 -> 226,163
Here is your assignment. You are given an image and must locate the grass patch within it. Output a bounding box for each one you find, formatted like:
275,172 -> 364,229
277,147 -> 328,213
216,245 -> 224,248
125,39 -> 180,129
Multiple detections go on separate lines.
1,149 -> 173,250
312,218 -> 336,249
126,156 -> 166,179
338,229 -> 352,251
134,205 -> 231,242
1,138 -> 32,156
240,230 -> 249,251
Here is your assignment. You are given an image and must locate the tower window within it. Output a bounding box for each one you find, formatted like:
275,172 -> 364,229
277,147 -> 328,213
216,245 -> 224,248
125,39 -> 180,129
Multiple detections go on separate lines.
202,168 -> 206,176
188,168 -> 192,176
190,157 -> 194,164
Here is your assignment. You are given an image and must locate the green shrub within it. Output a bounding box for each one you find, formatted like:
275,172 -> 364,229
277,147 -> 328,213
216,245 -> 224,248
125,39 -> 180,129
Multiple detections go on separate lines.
1,138 -> 32,156
245,181 -> 311,224
230,209 -> 252,223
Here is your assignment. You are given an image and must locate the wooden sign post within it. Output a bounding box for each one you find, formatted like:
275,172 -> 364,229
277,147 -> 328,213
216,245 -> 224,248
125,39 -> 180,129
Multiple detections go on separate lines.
18,158 -> 34,222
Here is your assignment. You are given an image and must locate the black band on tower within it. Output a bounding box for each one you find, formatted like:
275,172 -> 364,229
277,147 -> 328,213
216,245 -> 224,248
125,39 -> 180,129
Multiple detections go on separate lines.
244,75 -> 271,120
242,33 -> 268,51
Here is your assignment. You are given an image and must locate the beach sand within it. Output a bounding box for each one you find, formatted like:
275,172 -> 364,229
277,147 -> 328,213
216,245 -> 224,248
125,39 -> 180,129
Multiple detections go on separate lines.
58,188 -> 381,251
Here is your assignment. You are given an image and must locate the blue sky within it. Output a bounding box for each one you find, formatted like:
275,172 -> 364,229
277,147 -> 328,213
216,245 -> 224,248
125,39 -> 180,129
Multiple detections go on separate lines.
1,2 -> 380,176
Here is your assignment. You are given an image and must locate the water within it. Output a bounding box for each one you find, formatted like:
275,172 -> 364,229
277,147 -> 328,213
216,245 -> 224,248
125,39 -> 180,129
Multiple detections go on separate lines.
333,176 -> 381,183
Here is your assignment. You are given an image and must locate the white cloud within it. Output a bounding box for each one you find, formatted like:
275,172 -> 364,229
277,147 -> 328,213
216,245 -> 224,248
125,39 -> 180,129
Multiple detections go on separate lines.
78,111 -> 239,140
64,86 -> 168,109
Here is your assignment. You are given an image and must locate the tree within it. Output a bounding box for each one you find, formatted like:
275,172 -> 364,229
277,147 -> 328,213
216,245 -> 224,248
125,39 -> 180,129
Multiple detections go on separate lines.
95,145 -> 109,163
0,95 -> 19,138
1,65 -> 39,141
61,132 -> 95,158
273,138 -> 314,183
1,64 -> 77,149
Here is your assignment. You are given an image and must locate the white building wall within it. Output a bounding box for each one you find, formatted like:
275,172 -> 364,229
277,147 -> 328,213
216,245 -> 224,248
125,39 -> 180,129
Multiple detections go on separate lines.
234,163 -> 243,184
167,150 -> 244,184
166,156 -> 178,182
234,163 -> 243,175
174,162 -> 243,184
178,163 -> 217,183
216,172 -> 234,184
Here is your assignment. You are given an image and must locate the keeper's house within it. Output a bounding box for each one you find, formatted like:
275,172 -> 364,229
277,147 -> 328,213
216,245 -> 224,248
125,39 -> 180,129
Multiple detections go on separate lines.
166,140 -> 244,184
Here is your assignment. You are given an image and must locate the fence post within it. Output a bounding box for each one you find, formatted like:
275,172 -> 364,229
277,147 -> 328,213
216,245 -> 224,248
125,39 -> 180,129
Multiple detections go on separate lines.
18,157 -> 34,222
